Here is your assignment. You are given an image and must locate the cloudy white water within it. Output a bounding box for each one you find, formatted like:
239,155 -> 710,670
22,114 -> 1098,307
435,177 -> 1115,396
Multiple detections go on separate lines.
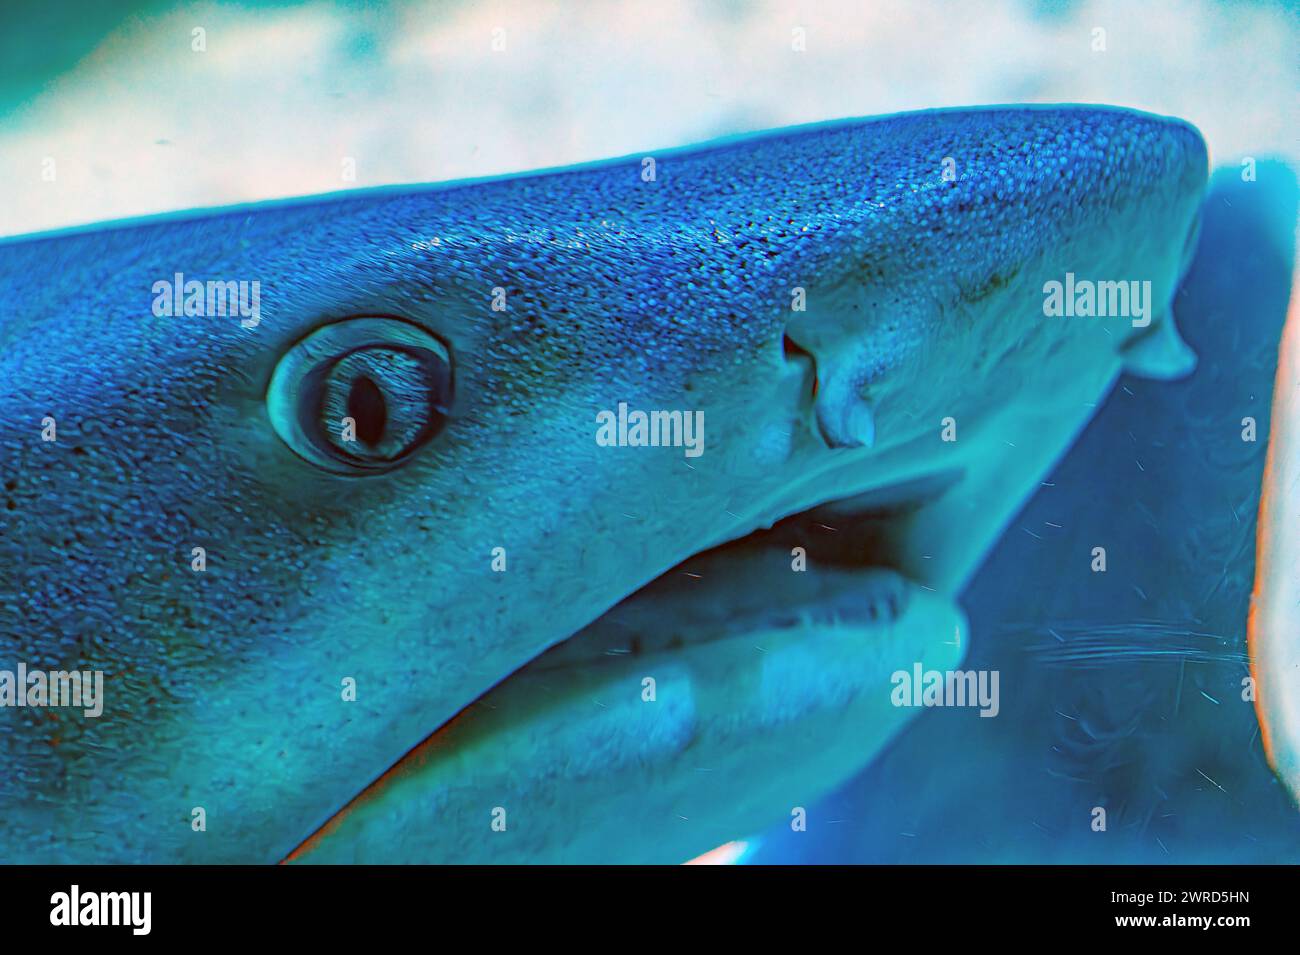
1,0 -> 1296,237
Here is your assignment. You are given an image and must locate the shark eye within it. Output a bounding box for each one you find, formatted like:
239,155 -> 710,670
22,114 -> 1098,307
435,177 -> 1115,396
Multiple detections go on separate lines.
267,317 -> 453,474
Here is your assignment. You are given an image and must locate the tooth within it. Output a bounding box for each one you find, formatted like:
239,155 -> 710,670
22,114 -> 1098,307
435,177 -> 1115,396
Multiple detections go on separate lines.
1122,314 -> 1197,380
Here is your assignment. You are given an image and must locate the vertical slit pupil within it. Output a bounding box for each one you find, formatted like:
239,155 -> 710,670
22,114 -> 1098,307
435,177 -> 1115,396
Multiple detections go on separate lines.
347,376 -> 387,446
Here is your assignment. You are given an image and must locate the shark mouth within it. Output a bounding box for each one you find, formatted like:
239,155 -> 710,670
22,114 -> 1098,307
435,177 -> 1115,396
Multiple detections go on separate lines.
285,466 -> 971,863
533,466 -> 968,671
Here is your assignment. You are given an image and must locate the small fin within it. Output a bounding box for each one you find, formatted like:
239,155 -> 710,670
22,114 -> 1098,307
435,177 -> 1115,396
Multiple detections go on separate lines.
1121,316 -> 1197,380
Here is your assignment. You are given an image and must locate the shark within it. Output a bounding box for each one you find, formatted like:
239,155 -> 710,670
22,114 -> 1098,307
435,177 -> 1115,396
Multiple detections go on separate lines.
0,105 -> 1207,863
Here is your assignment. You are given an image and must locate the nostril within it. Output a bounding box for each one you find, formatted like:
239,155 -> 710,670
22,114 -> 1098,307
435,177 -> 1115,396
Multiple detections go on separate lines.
783,329 -> 877,450
783,332 -> 819,398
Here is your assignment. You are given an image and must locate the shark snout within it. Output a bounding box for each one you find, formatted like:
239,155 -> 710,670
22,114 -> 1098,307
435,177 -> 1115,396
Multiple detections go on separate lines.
775,107 -> 1211,461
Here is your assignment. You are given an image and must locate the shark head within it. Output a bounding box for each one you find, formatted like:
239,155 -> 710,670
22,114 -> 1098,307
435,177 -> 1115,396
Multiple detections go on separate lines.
0,104 -> 1206,862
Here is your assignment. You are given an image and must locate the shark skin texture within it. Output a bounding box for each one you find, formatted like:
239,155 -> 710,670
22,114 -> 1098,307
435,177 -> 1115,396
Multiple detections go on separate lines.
0,105 -> 1206,863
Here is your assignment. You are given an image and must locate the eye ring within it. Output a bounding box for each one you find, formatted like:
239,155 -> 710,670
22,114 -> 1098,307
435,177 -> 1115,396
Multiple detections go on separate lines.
266,316 -> 453,475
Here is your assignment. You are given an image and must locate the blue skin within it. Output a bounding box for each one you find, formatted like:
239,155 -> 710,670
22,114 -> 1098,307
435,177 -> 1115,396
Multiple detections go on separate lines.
0,105 -> 1206,862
